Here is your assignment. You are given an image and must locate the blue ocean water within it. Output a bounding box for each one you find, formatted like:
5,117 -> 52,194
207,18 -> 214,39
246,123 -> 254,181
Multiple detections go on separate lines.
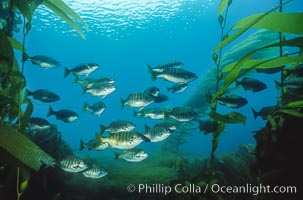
16,0 -> 303,161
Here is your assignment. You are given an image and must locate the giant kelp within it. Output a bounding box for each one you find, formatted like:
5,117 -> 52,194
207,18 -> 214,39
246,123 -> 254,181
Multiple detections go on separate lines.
0,1 -> 86,199
0,125 -> 56,171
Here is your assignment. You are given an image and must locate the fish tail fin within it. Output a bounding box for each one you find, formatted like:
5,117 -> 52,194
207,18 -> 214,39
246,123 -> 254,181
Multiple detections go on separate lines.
80,139 -> 85,151
25,89 -> 32,97
99,124 -> 106,134
144,124 -> 150,132
251,107 -> 258,120
142,134 -> 151,142
47,106 -> 54,117
82,101 -> 89,113
114,152 -> 120,160
147,64 -> 157,81
274,80 -> 282,89
64,67 -> 71,78
73,75 -> 80,84
120,98 -> 125,110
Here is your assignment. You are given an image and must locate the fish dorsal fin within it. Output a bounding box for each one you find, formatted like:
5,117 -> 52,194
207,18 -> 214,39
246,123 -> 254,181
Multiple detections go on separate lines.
144,125 -> 150,132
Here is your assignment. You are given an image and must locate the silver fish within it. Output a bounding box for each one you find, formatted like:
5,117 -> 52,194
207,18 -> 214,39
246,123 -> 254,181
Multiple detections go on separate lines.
121,92 -> 154,110
167,83 -> 188,94
147,61 -> 184,72
80,139 -> 109,151
84,82 -> 116,98
96,131 -> 150,149
115,148 -> 148,162
133,107 -> 169,119
82,101 -> 106,116
100,120 -> 135,134
82,166 -> 108,178
149,67 -> 197,83
164,107 -> 198,122
59,155 -> 88,173
74,76 -> 115,90
143,125 -> 171,142
64,63 -> 99,78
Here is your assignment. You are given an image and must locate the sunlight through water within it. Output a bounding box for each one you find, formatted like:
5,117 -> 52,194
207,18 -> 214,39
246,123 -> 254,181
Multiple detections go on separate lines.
33,0 -> 214,39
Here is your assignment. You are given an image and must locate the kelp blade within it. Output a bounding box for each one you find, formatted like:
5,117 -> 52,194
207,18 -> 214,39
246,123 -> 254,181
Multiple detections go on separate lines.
0,125 -> 56,171
218,0 -> 229,15
43,1 -> 85,39
213,0 -> 292,51
232,13 -> 303,35
45,0 -> 88,29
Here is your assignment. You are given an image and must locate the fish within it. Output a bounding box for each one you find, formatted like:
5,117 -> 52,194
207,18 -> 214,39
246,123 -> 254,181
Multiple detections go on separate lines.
121,92 -> 154,110
59,155 -> 88,173
74,76 -> 115,90
148,67 -> 197,83
82,166 -> 108,178
82,101 -> 106,116
27,55 -> 61,69
164,107 -> 198,122
143,125 -> 171,142
47,106 -> 79,123
28,117 -> 51,131
251,106 -> 277,120
167,83 -> 188,94
84,82 -> 116,98
235,77 -> 267,92
144,86 -> 160,97
100,120 -> 136,134
284,74 -> 303,87
198,120 -> 218,135
80,139 -> 109,151
133,107 -> 169,119
274,80 -> 303,94
64,63 -> 99,78
216,93 -> 248,108
147,61 -> 184,72
154,122 -> 177,132
115,148 -> 148,162
27,89 -> 60,103
96,131 -> 150,149
153,93 -> 169,103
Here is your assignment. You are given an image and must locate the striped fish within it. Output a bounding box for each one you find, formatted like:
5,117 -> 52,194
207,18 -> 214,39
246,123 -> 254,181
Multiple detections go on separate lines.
82,166 -> 108,178
164,107 -> 198,122
147,61 -> 184,72
115,148 -> 148,162
121,92 -> 154,110
59,155 -> 88,173
96,131 -> 150,149
143,125 -> 171,142
149,67 -> 197,83
100,120 -> 135,134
